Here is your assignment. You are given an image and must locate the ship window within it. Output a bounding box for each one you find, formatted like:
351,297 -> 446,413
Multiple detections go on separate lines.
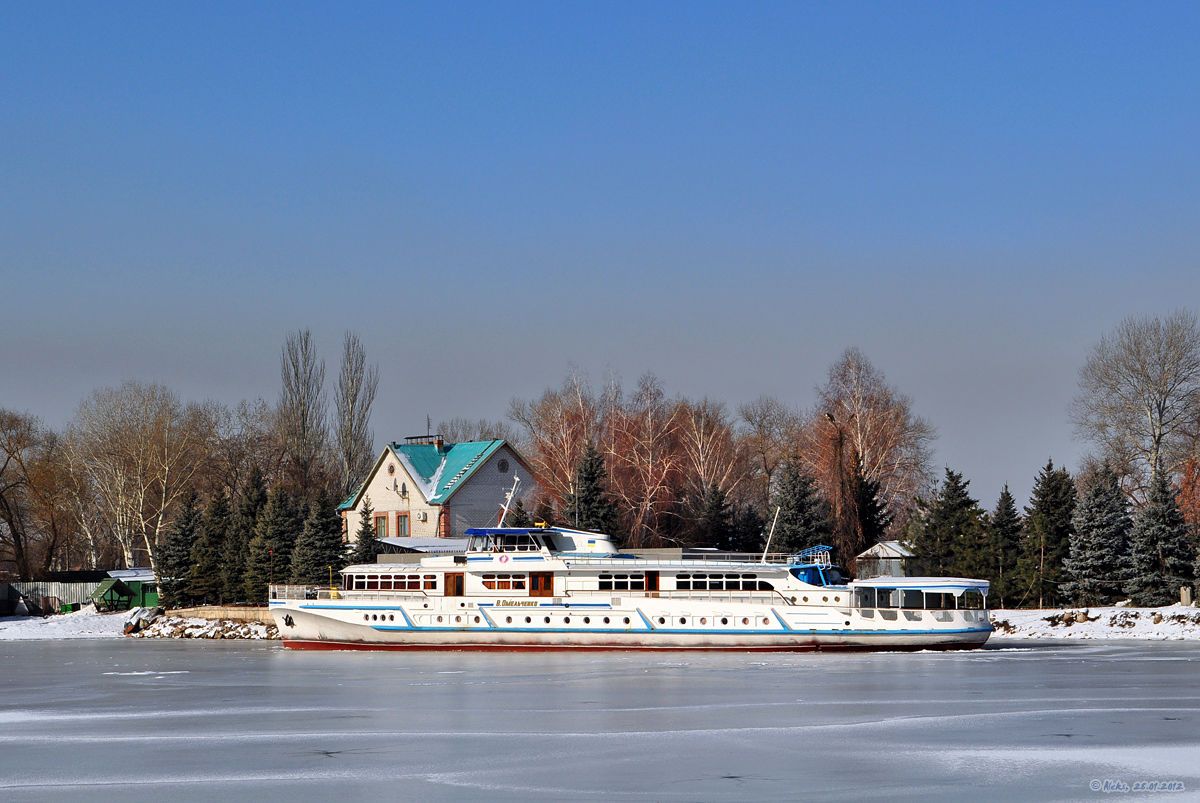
691,575 -> 708,590
599,573 -> 614,591
512,575 -> 526,590
876,589 -> 898,608
630,575 -> 645,591
856,588 -> 876,608
960,589 -> 985,610
378,578 -> 392,590
902,590 -> 923,610
482,573 -> 526,590
924,592 -> 952,610
757,581 -> 774,591
424,575 -> 437,590
709,578 -> 724,590
366,577 -> 379,590
676,573 -> 691,590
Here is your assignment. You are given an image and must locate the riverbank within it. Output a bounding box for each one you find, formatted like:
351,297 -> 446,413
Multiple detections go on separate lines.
990,604 -> 1200,640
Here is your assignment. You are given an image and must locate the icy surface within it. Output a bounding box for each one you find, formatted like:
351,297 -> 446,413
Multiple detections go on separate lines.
2,640 -> 1199,802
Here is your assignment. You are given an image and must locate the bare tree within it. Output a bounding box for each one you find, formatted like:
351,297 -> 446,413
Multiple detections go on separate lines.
1072,309 -> 1200,499
277,329 -> 329,499
437,417 -> 521,446
737,395 -> 797,512
605,374 -> 683,547
67,382 -> 214,569
208,399 -> 283,497
508,369 -> 604,509
805,348 -> 937,530
1,410 -> 40,579
676,397 -> 750,518
334,331 -> 379,496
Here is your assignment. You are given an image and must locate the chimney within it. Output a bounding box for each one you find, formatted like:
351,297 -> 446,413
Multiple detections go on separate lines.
435,435 -> 444,451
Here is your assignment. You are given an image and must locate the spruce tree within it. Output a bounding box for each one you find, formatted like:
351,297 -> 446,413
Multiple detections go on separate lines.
243,486 -> 303,603
222,466 -> 267,603
695,483 -> 732,549
157,490 -> 201,609
726,503 -> 766,553
290,491 -> 347,585
987,486 -> 1023,608
1016,460 -> 1076,608
350,496 -> 380,565
563,443 -> 619,535
1061,466 -> 1132,606
852,459 -> 892,549
909,469 -> 986,578
769,461 -> 832,556
1125,472 -> 1195,607
189,490 -> 231,604
505,497 -> 534,528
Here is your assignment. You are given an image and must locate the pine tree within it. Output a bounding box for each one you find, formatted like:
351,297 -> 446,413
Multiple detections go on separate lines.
695,483 -> 732,549
769,461 -> 832,556
243,486 -> 303,604
222,466 -> 267,603
156,489 -> 201,609
1061,466 -> 1132,606
563,443 -> 619,535
1016,460 -> 1076,608
189,490 -> 231,604
1125,471 -> 1195,607
909,469 -> 986,578
987,486 -> 1023,608
290,491 -> 347,585
350,496 -> 380,565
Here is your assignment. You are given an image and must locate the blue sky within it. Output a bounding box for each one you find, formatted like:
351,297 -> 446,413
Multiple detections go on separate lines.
2,2 -> 1198,509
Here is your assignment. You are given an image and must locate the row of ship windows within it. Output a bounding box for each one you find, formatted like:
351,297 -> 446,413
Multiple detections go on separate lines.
346,572 -> 775,593
362,613 -> 776,627
350,575 -> 437,591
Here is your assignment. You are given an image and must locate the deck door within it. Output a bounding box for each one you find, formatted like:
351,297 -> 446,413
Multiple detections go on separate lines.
445,573 -> 465,597
530,572 -> 554,597
645,571 -> 659,593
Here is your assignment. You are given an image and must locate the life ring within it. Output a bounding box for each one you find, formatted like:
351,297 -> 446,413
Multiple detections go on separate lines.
499,554 -> 509,564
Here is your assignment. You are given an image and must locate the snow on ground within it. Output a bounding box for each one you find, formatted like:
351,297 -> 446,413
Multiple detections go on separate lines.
991,604 -> 1200,640
0,606 -> 126,640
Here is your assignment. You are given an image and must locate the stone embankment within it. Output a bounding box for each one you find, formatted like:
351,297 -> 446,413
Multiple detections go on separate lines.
130,615 -> 279,640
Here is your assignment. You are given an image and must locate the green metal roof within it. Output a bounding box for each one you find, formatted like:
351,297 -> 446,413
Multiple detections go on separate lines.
338,439 -> 512,511
89,578 -> 132,601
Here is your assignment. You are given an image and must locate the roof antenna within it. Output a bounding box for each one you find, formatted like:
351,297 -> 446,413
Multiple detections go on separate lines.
427,415 -> 431,436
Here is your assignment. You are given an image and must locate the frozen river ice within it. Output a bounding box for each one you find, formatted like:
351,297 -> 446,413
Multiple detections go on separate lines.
2,639 -> 1199,802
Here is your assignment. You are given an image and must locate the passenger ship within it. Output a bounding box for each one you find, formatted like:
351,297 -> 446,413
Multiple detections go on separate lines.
269,527 -> 992,651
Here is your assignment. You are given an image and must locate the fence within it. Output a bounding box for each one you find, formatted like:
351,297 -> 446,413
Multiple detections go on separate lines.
10,581 -> 102,606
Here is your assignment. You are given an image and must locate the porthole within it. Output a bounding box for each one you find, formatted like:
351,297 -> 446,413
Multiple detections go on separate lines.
657,617 -> 665,625
363,614 -> 369,621
564,617 -> 571,624
455,616 -> 462,623
700,618 -> 707,625
603,617 -> 611,624
844,620 -> 851,626
544,616 -> 551,624
791,596 -> 798,602
834,596 -> 841,602
623,617 -> 630,624
583,617 -> 590,624
802,596 -> 808,602
371,614 -> 377,621
389,615 -> 395,621
742,618 -> 749,625
721,618 -> 728,625
680,617 -> 687,625
762,618 -> 770,625
423,603 -> 429,608
506,616 -> 512,624
822,596 -> 829,602
525,616 -> 532,623
474,616 -> 481,624
437,616 -> 443,623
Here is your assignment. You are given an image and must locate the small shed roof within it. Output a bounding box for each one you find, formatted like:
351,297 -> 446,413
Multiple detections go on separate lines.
108,568 -> 156,582
856,540 -> 914,560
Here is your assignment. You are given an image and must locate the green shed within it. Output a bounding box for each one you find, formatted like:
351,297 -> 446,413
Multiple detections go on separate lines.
90,578 -> 134,612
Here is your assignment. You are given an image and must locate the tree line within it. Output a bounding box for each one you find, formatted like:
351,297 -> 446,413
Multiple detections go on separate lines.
4,311 -> 1200,609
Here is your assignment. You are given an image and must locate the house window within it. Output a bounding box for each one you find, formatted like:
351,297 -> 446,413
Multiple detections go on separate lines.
396,513 -> 409,537
374,514 -> 388,539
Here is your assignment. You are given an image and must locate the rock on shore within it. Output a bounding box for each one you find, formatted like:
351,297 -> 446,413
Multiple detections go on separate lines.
130,615 -> 279,640
991,604 -> 1200,640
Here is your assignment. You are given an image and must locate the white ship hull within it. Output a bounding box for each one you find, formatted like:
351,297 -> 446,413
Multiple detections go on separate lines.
270,596 -> 992,652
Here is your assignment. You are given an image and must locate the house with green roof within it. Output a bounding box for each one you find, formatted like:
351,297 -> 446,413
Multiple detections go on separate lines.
338,436 -> 541,542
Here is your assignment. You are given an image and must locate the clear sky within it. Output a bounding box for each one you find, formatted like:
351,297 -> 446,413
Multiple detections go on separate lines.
2,2 -> 1198,510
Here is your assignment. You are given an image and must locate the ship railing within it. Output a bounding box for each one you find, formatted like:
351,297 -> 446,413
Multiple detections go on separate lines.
569,552 -> 798,567
270,585 -> 350,601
